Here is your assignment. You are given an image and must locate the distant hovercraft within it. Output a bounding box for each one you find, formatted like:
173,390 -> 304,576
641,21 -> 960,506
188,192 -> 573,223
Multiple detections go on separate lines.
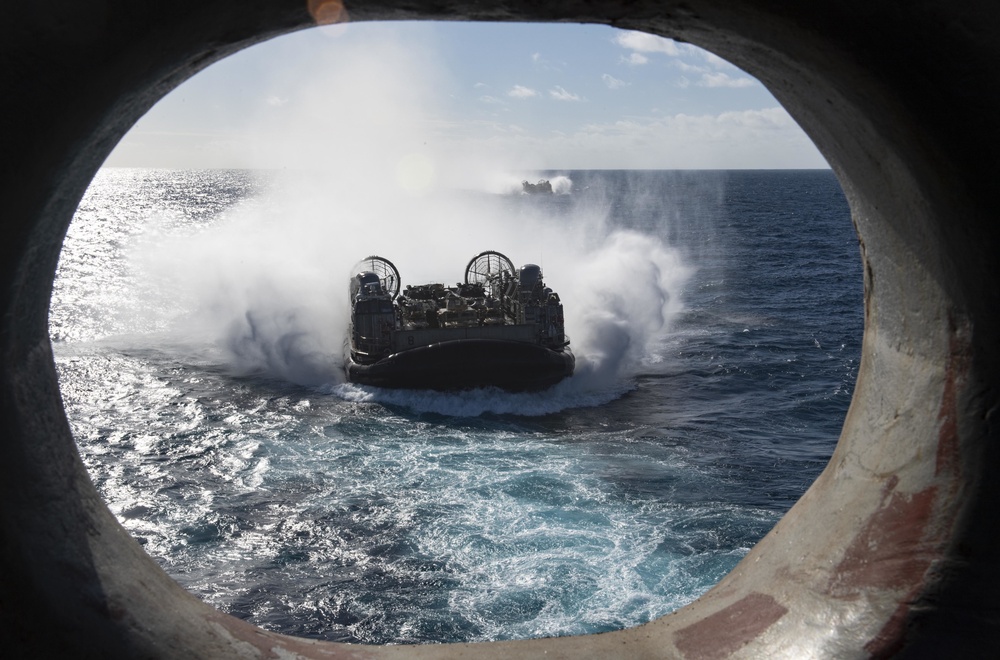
522,179 -> 553,194
346,251 -> 574,391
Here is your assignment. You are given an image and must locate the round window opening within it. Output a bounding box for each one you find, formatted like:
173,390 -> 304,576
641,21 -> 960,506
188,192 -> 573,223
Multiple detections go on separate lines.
52,21 -> 860,647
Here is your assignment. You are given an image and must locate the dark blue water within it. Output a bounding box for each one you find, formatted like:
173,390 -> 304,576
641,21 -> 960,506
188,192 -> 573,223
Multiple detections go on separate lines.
52,168 -> 860,644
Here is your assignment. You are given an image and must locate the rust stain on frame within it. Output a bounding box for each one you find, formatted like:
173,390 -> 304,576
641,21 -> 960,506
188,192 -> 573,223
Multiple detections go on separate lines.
829,477 -> 938,596
936,315 -> 972,479
674,592 -> 788,660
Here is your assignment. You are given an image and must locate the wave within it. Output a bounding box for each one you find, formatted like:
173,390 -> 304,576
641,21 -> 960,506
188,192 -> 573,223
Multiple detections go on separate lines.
324,375 -> 636,417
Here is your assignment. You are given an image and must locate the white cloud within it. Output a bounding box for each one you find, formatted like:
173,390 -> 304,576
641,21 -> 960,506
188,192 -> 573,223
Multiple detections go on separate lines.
530,51 -> 566,72
717,107 -> 794,129
266,95 -> 288,107
700,50 -> 734,70
613,30 -> 758,88
698,72 -> 756,88
438,106 -> 825,170
674,60 -> 710,74
614,31 -> 683,56
622,53 -> 649,66
508,85 -> 539,99
602,73 -> 628,89
549,86 -> 581,101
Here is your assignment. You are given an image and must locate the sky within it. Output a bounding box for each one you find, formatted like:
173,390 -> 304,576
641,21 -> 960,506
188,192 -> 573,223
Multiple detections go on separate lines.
105,20 -> 828,172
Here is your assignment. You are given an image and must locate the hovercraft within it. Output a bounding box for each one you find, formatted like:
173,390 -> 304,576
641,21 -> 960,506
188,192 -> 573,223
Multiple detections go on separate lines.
346,251 -> 574,391
522,179 -> 553,194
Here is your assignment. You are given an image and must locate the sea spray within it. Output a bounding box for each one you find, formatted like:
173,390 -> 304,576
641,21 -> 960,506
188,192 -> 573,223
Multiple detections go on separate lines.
129,186 -> 348,386
126,171 -> 690,404
559,229 -> 687,388
106,24 -> 692,401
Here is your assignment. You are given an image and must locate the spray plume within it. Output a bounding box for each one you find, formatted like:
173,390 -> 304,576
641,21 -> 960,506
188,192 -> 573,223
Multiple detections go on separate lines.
128,25 -> 691,410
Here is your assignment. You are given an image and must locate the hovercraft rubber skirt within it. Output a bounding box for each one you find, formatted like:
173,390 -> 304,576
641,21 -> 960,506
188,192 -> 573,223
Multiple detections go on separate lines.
347,339 -> 574,392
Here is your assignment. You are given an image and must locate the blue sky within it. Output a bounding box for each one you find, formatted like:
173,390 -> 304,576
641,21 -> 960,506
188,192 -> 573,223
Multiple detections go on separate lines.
106,21 -> 827,171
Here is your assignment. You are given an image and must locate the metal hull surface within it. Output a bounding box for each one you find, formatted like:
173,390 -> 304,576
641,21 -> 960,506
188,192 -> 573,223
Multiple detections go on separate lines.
347,339 -> 574,392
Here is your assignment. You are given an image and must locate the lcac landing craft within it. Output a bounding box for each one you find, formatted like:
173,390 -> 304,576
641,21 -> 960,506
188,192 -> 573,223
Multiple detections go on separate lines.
346,251 -> 574,391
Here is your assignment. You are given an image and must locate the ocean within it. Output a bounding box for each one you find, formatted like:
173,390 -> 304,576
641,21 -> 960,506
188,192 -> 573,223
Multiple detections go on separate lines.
51,168 -> 861,644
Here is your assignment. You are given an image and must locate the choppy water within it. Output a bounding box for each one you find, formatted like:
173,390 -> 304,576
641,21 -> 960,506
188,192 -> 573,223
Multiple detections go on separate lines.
52,168 -> 861,644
